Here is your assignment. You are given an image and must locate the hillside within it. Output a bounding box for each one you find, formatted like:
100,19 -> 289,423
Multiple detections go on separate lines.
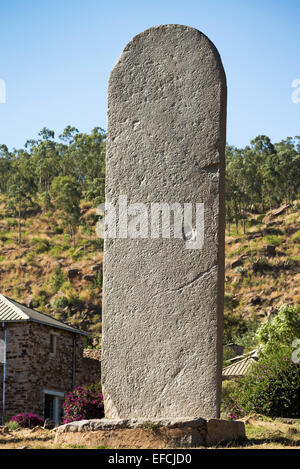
0,196 -> 103,346
0,194 -> 299,346
224,202 -> 300,348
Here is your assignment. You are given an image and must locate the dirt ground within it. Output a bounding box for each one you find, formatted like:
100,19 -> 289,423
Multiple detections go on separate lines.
0,415 -> 299,449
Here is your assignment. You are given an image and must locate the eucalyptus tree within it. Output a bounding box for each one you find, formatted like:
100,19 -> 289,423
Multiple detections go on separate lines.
0,144 -> 12,194
51,175 -> 82,247
7,150 -> 37,243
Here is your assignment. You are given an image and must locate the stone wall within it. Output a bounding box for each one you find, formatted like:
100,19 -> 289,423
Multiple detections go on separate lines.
78,349 -> 101,387
25,322 -> 85,419
0,323 -> 31,421
0,322 -> 86,421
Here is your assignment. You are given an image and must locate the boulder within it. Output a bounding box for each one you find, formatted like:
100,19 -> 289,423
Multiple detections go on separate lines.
44,418 -> 55,430
24,295 -> 34,308
67,268 -> 81,279
264,204 -> 290,224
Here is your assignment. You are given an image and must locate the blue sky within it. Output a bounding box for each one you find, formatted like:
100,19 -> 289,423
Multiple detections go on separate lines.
0,0 -> 299,150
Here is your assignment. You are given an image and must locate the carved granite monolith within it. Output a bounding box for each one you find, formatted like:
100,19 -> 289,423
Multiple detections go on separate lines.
102,24 -> 227,419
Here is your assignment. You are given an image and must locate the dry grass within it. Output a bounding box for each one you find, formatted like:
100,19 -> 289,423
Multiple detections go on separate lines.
0,197 -> 299,338
0,197 -> 102,336
0,416 -> 299,449
225,206 -> 300,324
212,415 -> 300,449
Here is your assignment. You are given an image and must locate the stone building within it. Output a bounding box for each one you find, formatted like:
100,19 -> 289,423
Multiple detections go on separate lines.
0,294 -> 101,425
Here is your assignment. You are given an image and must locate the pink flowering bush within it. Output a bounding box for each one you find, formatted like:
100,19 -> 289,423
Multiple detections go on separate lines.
11,413 -> 43,428
63,384 -> 104,424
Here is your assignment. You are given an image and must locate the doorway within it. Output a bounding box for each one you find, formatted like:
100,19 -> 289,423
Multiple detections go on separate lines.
44,390 -> 65,425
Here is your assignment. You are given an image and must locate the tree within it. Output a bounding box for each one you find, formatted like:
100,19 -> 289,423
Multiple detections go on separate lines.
0,145 -> 12,193
51,175 -> 82,247
256,304 -> 300,356
7,152 -> 37,243
30,128 -> 60,199
64,127 -> 106,204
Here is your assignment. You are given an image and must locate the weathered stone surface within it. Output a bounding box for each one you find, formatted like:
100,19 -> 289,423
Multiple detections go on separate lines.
205,418 -> 245,445
67,268 -> 81,279
103,24 -> 226,419
54,418 -> 245,448
56,417 -> 206,432
265,203 -> 290,221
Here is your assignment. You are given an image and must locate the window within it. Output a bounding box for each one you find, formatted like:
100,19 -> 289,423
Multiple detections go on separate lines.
49,334 -> 57,356
44,390 -> 65,425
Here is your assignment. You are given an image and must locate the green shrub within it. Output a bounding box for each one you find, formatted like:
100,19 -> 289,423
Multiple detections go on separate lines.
233,347 -> 300,418
54,296 -> 69,309
221,380 -> 240,416
223,311 -> 247,344
49,245 -> 63,259
32,237 -> 51,254
252,257 -> 272,274
224,293 -> 239,310
32,291 -> 50,309
90,239 -> 104,250
234,266 -> 247,276
7,218 -> 18,227
67,293 -> 83,310
142,421 -> 159,433
51,266 -> 66,290
256,304 -> 300,355
7,421 -> 20,431
223,347 -> 236,366
25,251 -> 35,265
283,257 -> 298,269
93,271 -> 102,289
53,293 -> 83,311
53,225 -> 63,234
263,234 -> 282,246
233,322 -> 259,352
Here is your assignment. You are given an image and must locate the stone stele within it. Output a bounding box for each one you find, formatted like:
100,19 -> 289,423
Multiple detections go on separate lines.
102,24 -> 227,420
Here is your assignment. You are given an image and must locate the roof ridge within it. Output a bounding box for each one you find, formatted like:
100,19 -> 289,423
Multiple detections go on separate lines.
0,294 -> 89,336
6,295 -> 72,327
0,294 -> 29,321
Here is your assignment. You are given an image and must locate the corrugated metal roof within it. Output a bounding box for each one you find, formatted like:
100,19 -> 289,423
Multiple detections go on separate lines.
0,294 -> 89,336
223,353 -> 258,378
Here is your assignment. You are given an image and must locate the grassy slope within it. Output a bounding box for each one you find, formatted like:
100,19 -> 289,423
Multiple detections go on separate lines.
0,196 -> 299,342
0,197 -> 102,341
224,204 -> 300,345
